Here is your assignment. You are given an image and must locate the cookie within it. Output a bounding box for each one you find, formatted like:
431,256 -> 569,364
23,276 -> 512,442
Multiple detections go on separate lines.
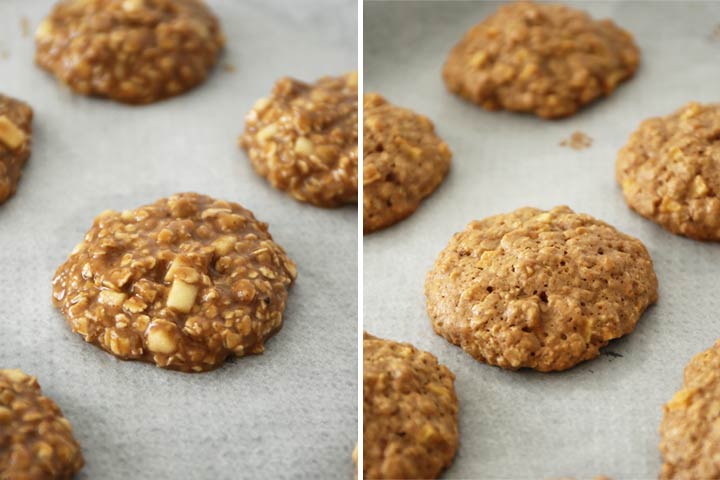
425,206 -> 658,372
363,93 -> 451,233
659,340 -> 720,479
35,0 -> 225,104
617,102 -> 720,241
363,332 -> 458,479
443,2 -> 639,119
0,369 -> 84,479
0,94 -> 33,204
51,192 -> 297,372
239,72 -> 358,207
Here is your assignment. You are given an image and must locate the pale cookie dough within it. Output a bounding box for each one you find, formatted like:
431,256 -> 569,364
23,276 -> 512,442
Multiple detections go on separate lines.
52,192 -> 297,372
35,0 -> 225,104
363,93 -> 451,233
0,94 -> 33,204
660,340 -> 720,479
363,332 -> 459,479
443,1 -> 639,119
617,102 -> 720,241
239,72 -> 358,207
425,206 -> 658,372
0,369 -> 84,479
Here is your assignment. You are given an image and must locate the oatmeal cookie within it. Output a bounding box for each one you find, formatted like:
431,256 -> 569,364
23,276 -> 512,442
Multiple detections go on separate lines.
443,1 -> 639,119
659,340 -> 720,479
0,94 -> 33,204
52,192 -> 297,372
363,93 -> 451,233
617,102 -> 720,241
363,332 -> 458,479
35,0 -> 225,104
239,72 -> 358,207
0,369 -> 84,479
425,206 -> 658,372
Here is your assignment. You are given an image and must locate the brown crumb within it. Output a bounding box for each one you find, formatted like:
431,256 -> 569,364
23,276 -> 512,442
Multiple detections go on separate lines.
560,131 -> 593,150
20,16 -> 30,37
712,24 -> 720,40
223,63 -> 236,73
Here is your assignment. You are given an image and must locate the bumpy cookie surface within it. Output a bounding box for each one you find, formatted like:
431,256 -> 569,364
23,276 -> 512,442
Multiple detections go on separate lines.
0,95 -> 33,204
363,333 -> 458,479
52,192 -> 297,372
617,102 -> 720,241
443,1 -> 639,119
363,93 -> 451,233
239,72 -> 358,207
425,206 -> 658,372
0,369 -> 84,479
659,340 -> 720,479
35,0 -> 225,104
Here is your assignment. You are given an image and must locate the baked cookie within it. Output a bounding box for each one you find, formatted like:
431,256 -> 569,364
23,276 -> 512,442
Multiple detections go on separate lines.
0,94 -> 33,204
363,93 -> 451,233
363,332 -> 458,479
425,206 -> 658,372
52,192 -> 297,372
35,0 -> 225,104
443,1 -> 639,119
659,340 -> 720,479
239,72 -> 358,207
617,102 -> 720,241
0,369 -> 84,479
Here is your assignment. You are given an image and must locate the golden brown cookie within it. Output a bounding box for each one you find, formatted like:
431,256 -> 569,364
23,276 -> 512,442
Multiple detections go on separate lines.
425,206 -> 658,372
363,93 -> 451,233
363,332 -> 459,479
659,340 -> 720,479
52,192 -> 297,372
617,102 -> 720,241
0,94 -> 33,204
35,0 -> 225,104
0,369 -> 84,479
443,1 -> 639,119
239,72 -> 358,207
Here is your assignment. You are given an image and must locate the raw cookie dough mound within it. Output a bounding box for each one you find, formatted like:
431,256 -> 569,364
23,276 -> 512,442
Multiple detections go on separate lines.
0,94 -> 33,204
617,102 -> 720,240
363,332 -> 458,479
425,206 -> 658,372
659,340 -> 720,479
363,93 -> 451,233
0,369 -> 84,479
52,192 -> 297,372
239,72 -> 358,207
443,1 -> 639,119
35,0 -> 225,104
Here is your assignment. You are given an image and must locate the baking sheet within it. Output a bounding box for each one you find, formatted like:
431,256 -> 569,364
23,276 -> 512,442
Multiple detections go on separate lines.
363,1 -> 720,478
0,1 -> 357,478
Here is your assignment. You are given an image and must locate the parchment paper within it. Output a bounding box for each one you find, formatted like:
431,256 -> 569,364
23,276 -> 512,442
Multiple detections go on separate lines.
364,1 -> 720,478
0,1 -> 357,478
